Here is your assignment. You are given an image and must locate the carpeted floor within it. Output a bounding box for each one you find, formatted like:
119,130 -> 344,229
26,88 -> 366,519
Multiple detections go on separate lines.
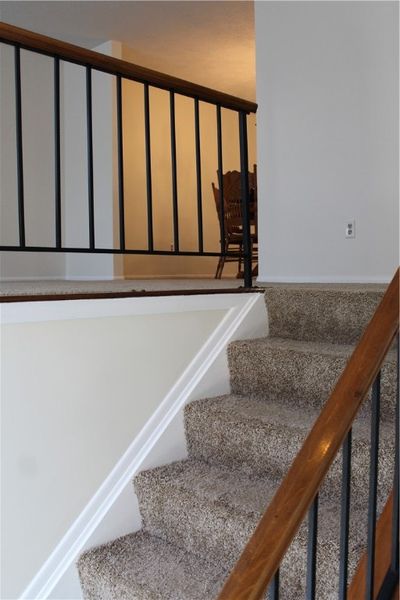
77,284 -> 395,599
0,278 -> 385,299
0,278 -> 246,297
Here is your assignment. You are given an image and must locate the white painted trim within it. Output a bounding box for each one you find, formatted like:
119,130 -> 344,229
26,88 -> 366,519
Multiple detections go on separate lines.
257,275 -> 391,284
123,274 -> 232,280
64,275 -> 125,281
19,294 -> 260,600
0,276 -> 65,282
0,292 -> 260,325
0,276 -> 125,282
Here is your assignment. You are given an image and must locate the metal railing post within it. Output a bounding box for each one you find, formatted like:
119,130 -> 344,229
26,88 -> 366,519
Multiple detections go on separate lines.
238,111 -> 252,287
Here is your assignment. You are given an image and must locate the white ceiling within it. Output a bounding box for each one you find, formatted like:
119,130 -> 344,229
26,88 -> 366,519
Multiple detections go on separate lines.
0,1 -> 255,100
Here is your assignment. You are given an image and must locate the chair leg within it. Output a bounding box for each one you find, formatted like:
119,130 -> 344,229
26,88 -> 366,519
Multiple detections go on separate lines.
218,255 -> 226,279
216,241 -> 228,279
215,256 -> 224,279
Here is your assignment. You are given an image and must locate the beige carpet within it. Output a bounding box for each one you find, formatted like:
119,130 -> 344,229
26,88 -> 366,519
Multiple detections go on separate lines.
0,278 -> 245,297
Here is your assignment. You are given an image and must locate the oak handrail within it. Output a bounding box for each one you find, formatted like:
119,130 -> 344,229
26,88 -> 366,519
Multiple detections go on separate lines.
0,22 -> 257,114
218,268 -> 399,600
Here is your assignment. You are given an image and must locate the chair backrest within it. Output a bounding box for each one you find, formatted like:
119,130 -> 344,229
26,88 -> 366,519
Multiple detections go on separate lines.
212,165 -> 257,236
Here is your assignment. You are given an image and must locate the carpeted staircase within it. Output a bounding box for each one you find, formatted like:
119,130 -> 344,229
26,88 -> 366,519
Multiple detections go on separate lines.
78,285 -> 396,599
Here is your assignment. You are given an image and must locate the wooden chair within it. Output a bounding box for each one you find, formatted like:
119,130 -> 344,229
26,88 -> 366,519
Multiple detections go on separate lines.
212,165 -> 258,279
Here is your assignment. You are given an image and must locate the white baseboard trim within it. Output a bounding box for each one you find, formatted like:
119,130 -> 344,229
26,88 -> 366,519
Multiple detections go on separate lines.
20,294 -> 260,600
0,276 -> 65,282
257,275 -> 391,284
123,274 -> 230,280
64,276 -> 125,281
0,276 -> 125,282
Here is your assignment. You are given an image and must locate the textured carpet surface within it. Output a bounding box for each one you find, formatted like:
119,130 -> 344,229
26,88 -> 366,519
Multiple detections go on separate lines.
0,278 -> 243,296
228,337 -> 396,420
77,284 -> 395,599
264,285 -> 385,344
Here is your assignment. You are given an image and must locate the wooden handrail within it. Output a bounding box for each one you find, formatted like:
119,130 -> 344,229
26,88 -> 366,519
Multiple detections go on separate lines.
0,22 -> 257,114
218,268 -> 399,600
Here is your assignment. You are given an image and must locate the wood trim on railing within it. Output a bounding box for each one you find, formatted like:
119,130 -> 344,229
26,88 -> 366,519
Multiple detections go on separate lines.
348,491 -> 394,599
0,22 -> 257,114
218,268 -> 399,600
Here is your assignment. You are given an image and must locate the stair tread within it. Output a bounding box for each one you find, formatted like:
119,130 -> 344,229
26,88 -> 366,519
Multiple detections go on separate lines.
77,530 -> 226,600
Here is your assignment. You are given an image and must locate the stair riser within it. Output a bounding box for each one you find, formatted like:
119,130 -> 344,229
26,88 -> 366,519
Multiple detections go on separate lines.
228,342 -> 396,420
265,288 -> 383,345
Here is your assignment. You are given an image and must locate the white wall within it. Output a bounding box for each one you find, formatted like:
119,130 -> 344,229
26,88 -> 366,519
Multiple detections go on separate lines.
0,43 -> 65,279
255,1 -> 399,283
62,41 -> 124,280
1,301 -> 228,598
0,39 -> 125,281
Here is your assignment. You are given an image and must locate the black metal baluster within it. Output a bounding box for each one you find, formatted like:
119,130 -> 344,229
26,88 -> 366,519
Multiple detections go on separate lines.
194,98 -> 203,253
377,336 -> 400,599
14,46 -> 25,247
391,334 -> 399,573
144,83 -> 154,252
238,111 -> 252,288
54,57 -> 61,248
306,493 -> 319,600
216,105 -> 225,257
170,91 -> 179,252
366,372 -> 381,600
269,568 -> 280,600
116,75 -> 125,251
86,66 -> 95,249
339,428 -> 352,600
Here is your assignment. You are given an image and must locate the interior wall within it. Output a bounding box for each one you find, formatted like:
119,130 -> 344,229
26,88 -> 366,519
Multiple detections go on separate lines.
1,306 -> 227,598
0,33 -> 257,281
255,1 -> 399,283
0,43 -> 65,280
62,40 -> 124,280
121,44 -> 257,278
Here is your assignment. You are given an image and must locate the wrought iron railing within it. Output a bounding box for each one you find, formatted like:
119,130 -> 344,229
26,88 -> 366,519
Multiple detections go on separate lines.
218,269 -> 399,600
0,22 -> 257,286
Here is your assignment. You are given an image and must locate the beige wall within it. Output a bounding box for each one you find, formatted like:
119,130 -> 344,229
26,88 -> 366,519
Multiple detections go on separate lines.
121,45 -> 257,278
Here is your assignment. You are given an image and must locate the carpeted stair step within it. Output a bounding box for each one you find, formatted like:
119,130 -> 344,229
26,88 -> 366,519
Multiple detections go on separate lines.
134,459 -> 279,567
77,530 -> 227,600
228,337 -> 396,420
184,395 -> 394,503
264,284 -> 384,344
133,458 -> 369,599
76,521 -> 365,600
